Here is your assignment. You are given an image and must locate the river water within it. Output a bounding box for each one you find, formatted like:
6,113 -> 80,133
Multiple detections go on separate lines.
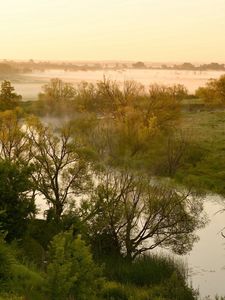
14,69 -> 225,298
186,196 -> 225,298
12,69 -> 225,100
36,194 -> 225,298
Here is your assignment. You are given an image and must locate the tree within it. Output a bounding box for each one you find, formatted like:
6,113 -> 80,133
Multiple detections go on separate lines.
132,61 -> 147,69
96,77 -> 144,115
0,81 -> 21,110
196,75 -> 225,106
39,78 -> 76,102
143,84 -> 185,130
0,109 -> 32,163
81,170 -> 206,261
46,231 -> 102,300
37,78 -> 77,115
76,78 -> 144,116
0,160 -> 35,241
152,129 -> 192,177
27,118 -> 91,221
0,63 -> 16,74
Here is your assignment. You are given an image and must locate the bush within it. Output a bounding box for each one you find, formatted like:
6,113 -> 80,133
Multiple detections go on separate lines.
0,239 -> 14,289
102,282 -> 129,300
46,231 -> 103,300
8,263 -> 44,298
0,294 -> 23,300
0,234 -> 44,300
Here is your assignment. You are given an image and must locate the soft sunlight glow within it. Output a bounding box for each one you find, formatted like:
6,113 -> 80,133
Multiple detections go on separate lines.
0,0 -> 225,62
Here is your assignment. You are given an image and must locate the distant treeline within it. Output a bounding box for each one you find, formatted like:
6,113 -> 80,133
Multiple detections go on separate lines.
133,61 -> 225,71
161,62 -> 225,71
0,63 -> 20,75
1,60 -> 225,74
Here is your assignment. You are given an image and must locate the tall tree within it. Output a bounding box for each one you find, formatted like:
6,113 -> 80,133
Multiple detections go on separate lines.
39,78 -> 76,102
27,118 -> 91,221
37,78 -> 76,115
0,109 -> 31,163
0,160 -> 35,241
81,170 -> 206,261
0,80 -> 21,110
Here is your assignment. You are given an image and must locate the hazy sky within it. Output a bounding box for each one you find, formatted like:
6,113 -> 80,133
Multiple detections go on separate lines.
1,0 -> 225,62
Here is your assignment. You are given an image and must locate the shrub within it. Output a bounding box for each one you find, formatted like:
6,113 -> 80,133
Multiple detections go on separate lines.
0,239 -> 14,289
102,282 -> 129,300
46,231 -> 103,300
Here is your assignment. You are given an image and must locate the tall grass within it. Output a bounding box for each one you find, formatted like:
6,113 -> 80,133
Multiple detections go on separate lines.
102,254 -> 197,300
103,253 -> 187,286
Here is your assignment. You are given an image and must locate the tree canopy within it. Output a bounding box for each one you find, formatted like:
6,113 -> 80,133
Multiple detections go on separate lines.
0,160 -> 35,241
0,81 -> 21,111
81,170 -> 206,261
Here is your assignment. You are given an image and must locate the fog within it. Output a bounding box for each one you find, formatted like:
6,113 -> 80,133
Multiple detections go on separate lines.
13,69 -> 225,101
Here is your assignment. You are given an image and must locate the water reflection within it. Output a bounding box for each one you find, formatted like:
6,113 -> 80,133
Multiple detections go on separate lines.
36,193 -> 225,298
186,196 -> 225,298
18,69 -> 225,297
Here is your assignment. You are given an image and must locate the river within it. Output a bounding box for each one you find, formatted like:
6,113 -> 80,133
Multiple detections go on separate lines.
13,69 -> 225,298
36,194 -> 225,298
186,196 -> 225,298
12,69 -> 225,100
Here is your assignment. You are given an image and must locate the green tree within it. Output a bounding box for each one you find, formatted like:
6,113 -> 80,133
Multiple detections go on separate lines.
196,75 -> 225,106
0,161 -> 35,241
27,118 -> 91,221
78,80 -> 183,170
39,78 -> 76,102
46,231 -> 102,300
81,170 -> 206,261
37,78 -> 76,115
0,81 -> 21,110
0,109 -> 31,163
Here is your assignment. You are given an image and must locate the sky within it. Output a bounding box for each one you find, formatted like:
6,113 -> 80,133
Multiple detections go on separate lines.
0,0 -> 225,62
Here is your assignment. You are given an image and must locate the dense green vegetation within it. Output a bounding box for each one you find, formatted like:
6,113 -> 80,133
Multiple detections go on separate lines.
0,75 -> 224,299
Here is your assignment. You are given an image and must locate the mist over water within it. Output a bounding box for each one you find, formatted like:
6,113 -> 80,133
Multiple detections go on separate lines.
13,69 -> 225,101
12,69 -> 225,298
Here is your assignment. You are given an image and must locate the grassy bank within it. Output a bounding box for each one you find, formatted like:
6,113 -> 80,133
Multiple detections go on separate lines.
176,110 -> 225,195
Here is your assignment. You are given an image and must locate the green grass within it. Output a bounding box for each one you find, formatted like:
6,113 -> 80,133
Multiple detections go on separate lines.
0,295 -> 23,300
103,254 -> 186,286
101,254 -> 196,300
175,110 -> 225,195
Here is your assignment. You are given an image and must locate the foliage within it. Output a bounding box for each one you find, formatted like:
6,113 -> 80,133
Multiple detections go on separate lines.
0,236 -> 14,289
175,111 -> 225,196
46,231 -> 103,300
39,78 -> 76,102
0,78 -> 216,299
102,274 -> 196,300
103,254 -> 186,287
0,109 -> 31,163
8,263 -> 44,299
196,75 -> 225,106
0,81 -> 21,111
0,160 -> 36,241
26,117 -> 91,220
0,235 -> 44,300
82,170 -> 206,260
37,78 -> 76,115
0,294 -> 23,300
